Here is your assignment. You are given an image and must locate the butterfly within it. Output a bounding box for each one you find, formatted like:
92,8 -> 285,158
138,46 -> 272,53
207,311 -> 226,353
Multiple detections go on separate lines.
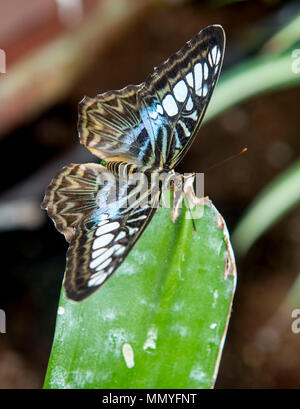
41,25 -> 225,301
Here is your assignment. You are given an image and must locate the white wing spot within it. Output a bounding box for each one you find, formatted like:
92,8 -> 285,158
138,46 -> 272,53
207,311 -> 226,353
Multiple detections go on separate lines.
93,233 -> 114,250
91,247 -> 107,259
211,45 -> 218,63
122,343 -> 135,369
194,63 -> 203,96
114,245 -> 125,257
106,266 -> 114,275
208,52 -> 213,67
88,272 -> 107,287
178,119 -> 191,137
95,257 -> 112,272
202,84 -> 208,97
186,72 -> 194,88
186,110 -> 198,121
97,219 -> 109,227
173,80 -> 188,102
115,231 -> 126,241
96,221 -> 120,236
127,226 -> 139,234
162,94 -> 178,117
186,96 -> 193,111
149,111 -> 158,120
156,104 -> 163,115
129,214 -> 147,223
216,48 -> 221,64
203,62 -> 209,80
89,247 -> 114,269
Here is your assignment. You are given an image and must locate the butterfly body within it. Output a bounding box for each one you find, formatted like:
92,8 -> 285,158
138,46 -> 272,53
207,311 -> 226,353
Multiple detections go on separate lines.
42,25 -> 225,301
99,158 -> 198,221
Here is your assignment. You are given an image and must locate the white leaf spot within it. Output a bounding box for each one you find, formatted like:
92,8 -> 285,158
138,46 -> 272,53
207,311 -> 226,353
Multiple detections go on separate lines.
122,343 -> 135,368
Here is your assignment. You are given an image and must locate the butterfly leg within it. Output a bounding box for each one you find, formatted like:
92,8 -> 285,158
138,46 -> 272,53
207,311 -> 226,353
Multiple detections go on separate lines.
183,173 -> 206,206
171,187 -> 185,222
160,172 -> 206,221
160,172 -> 184,221
171,173 -> 207,222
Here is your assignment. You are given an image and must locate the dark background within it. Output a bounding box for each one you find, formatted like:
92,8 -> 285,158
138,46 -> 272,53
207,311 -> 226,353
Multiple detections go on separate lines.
0,0 -> 299,388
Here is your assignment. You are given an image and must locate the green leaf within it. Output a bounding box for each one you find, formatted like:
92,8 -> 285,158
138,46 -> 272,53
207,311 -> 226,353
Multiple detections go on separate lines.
262,11 -> 300,54
232,159 -> 300,256
44,197 -> 236,389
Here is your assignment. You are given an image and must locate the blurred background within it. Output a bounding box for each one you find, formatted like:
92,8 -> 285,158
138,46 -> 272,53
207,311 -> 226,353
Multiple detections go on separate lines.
0,0 -> 300,388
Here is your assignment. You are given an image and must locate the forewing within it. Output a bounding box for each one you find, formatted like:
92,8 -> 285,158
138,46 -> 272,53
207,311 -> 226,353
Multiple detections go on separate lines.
42,163 -> 159,301
78,25 -> 225,169
142,24 -> 225,169
78,85 -> 147,165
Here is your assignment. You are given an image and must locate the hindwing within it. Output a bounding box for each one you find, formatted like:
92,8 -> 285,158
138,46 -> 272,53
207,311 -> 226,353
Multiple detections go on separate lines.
42,163 -> 159,301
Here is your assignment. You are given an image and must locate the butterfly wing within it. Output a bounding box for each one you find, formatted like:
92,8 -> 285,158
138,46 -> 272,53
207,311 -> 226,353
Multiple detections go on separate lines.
78,25 -> 225,170
144,24 -> 225,169
79,85 -> 146,165
41,163 -> 159,301
43,25 -> 225,300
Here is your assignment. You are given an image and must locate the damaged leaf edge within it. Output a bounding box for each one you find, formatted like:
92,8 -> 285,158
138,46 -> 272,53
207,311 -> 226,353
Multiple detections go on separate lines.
202,197 -> 237,388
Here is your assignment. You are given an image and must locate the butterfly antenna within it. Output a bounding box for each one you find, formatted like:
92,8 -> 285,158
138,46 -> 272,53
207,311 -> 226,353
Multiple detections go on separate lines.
186,148 -> 247,233
203,147 -> 247,173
